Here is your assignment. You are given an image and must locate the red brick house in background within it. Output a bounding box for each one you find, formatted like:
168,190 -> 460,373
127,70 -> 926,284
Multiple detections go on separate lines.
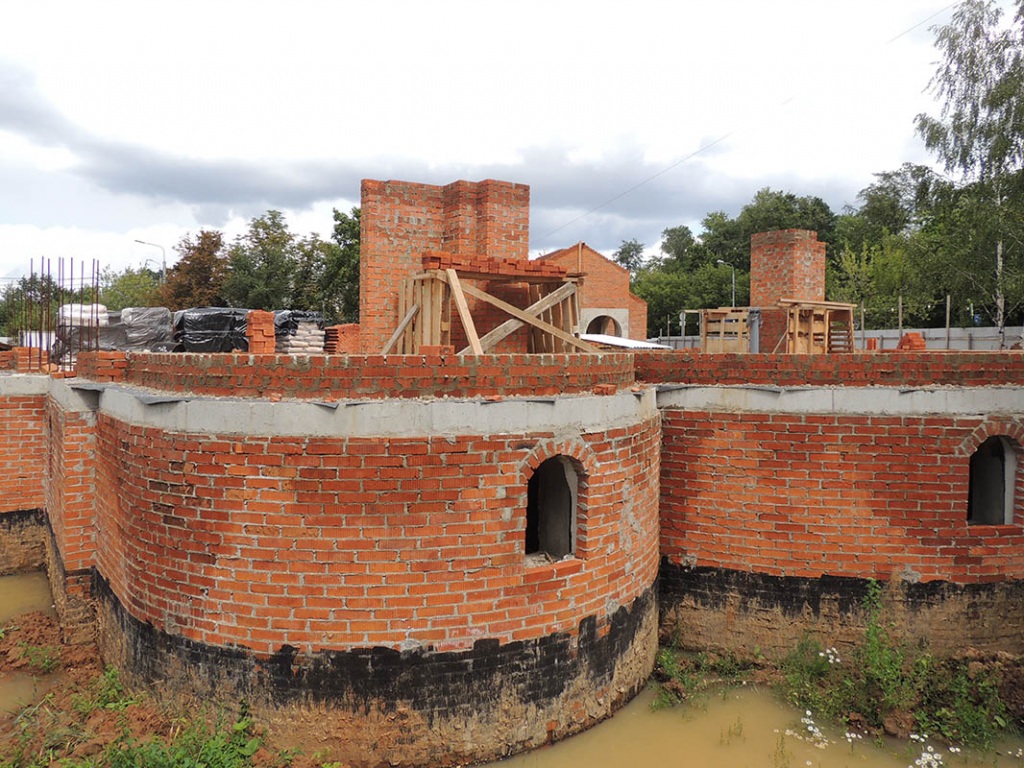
536,242 -> 648,341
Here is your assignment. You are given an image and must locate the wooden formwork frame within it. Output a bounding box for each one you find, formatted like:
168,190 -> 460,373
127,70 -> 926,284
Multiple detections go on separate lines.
776,299 -> 856,354
382,269 -> 596,355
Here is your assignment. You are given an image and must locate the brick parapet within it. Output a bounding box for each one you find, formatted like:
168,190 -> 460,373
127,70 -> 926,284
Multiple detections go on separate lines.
77,351 -> 636,399
634,349 -> 1024,388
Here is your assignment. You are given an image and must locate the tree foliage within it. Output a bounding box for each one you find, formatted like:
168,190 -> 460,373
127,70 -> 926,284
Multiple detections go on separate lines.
914,0 -> 1024,341
222,211 -> 297,311
327,207 -> 361,323
613,238 -> 646,275
159,230 -> 229,312
99,266 -> 161,311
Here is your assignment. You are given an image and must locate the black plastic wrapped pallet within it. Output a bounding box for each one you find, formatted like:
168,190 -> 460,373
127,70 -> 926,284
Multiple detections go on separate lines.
173,307 -> 250,353
122,307 -> 174,351
273,310 -> 325,337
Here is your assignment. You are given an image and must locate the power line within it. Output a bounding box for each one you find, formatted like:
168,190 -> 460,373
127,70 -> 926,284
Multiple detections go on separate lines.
540,3 -> 960,242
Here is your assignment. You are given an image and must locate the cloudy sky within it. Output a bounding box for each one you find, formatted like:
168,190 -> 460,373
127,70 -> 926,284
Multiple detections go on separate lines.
0,0 -> 974,281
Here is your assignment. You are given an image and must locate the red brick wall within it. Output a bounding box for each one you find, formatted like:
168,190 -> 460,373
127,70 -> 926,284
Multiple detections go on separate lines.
749,229 -> 825,307
536,244 -> 648,341
750,230 -> 825,352
93,413 -> 662,654
359,179 -> 530,353
77,351 -> 635,399
44,399 -> 97,574
660,410 -> 1024,584
634,349 -> 1024,387
628,293 -> 648,341
0,394 -> 46,513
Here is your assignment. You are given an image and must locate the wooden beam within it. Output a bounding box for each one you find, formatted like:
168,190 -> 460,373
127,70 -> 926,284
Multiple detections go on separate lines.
455,281 -> 597,353
463,280 -> 579,353
445,269 -> 483,355
382,304 -> 420,354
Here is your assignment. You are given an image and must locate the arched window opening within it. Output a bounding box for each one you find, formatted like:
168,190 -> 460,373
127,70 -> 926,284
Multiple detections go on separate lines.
525,456 -> 578,560
586,315 -> 622,337
968,436 -> 1016,525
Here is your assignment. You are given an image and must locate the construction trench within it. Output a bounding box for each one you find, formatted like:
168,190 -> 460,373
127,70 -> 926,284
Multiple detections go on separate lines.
0,178 -> 1022,767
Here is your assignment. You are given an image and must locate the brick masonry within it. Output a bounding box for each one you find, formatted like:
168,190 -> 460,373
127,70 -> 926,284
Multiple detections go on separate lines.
359,179 -> 531,353
3,346 -> 1024,761
0,206 -> 1023,763
750,229 -> 826,352
536,243 -> 648,341
76,351 -> 636,399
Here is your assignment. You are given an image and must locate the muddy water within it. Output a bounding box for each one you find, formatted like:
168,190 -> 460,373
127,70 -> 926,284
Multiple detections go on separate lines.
0,573 -> 1019,767
0,571 -> 55,625
0,572 -> 58,713
489,687 -> 1024,768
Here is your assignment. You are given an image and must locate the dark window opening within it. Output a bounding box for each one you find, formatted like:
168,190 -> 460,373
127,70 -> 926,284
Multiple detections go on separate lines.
586,315 -> 622,337
968,436 -> 1015,525
525,456 -> 578,559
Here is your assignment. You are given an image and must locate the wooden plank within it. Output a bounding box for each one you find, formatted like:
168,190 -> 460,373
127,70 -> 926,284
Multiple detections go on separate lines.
446,269 -> 483,355
527,284 -> 543,352
430,278 -> 443,345
456,281 -> 597,353
551,295 -> 565,352
460,280 -> 579,353
381,304 -> 420,354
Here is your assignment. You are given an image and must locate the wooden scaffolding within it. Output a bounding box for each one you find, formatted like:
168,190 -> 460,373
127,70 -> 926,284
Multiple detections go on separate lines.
777,299 -> 856,354
382,267 -> 597,355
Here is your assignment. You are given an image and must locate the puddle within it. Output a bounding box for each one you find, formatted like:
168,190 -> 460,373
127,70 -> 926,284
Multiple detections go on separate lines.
0,572 -> 55,626
0,571 -> 58,713
489,686 -> 1024,768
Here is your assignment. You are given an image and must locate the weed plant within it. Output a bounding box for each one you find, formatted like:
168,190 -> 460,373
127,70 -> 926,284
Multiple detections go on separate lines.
652,646 -> 758,709
780,580 -> 1010,748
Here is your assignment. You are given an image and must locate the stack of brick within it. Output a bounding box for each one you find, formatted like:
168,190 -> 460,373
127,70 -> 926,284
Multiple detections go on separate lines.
77,351 -> 128,382
276,322 -> 325,354
246,311 -> 276,355
324,324 -> 361,355
421,250 -> 566,279
13,347 -> 49,372
896,332 -> 927,351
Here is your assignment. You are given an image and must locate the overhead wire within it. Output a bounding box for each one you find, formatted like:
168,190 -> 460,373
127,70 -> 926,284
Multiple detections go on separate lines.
539,2 -> 963,242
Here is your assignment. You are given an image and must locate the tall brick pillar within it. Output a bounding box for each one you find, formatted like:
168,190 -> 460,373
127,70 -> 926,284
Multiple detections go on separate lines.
749,230 -> 826,353
359,179 -> 530,353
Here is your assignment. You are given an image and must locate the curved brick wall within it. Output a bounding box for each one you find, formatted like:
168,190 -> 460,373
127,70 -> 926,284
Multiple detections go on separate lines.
78,351 -> 635,399
657,383 -> 1024,659
90,387 -> 660,766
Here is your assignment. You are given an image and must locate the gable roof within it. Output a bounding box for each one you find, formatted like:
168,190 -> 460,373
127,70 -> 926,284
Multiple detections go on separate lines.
535,242 -> 630,277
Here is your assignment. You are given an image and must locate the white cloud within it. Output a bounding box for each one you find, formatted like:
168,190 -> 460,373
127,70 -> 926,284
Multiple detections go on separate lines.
0,0 -> 976,280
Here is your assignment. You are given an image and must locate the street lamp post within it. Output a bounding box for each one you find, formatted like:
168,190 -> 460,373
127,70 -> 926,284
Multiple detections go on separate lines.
134,239 -> 167,283
716,259 -> 736,307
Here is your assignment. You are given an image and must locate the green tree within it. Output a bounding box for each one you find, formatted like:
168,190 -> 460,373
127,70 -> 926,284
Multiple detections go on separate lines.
99,266 -> 161,311
701,188 -> 838,271
326,207 -> 361,323
835,163 -> 948,252
159,230 -> 229,311
222,211 -> 297,310
659,225 -> 708,271
915,0 -> 1024,344
613,238 -> 646,276
0,274 -> 87,338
